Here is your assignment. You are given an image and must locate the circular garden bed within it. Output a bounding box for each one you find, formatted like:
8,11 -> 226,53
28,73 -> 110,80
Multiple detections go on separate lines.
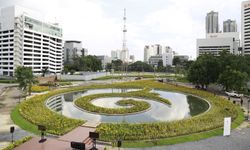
12,80 -> 244,147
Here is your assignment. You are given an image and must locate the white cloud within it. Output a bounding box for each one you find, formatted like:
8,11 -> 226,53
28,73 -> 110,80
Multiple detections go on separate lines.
0,0 -> 242,60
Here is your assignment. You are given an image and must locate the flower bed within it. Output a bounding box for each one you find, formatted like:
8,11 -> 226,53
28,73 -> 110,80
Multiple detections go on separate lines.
31,85 -> 49,93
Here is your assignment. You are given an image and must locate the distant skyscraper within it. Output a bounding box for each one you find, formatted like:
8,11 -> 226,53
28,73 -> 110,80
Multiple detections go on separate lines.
111,50 -> 121,60
223,19 -> 237,32
242,1 -> 250,55
206,11 -> 219,34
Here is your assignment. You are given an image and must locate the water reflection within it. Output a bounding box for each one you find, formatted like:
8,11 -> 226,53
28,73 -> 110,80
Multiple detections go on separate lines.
46,89 -> 209,123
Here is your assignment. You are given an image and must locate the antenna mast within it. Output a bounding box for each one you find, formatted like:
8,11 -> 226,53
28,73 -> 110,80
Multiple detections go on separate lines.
122,8 -> 127,51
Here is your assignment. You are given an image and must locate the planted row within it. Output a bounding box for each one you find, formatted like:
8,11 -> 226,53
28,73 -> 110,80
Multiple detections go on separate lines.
74,89 -> 167,115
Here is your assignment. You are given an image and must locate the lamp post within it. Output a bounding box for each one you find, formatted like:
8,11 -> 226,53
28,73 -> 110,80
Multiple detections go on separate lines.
248,100 -> 250,121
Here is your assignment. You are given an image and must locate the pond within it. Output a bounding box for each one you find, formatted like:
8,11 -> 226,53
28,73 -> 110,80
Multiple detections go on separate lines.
46,89 -> 210,123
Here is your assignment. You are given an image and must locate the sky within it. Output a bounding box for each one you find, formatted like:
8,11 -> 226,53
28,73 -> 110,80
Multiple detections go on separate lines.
0,0 -> 242,60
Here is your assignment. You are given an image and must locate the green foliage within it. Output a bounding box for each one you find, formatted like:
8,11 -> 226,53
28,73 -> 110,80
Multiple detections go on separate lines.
218,66 -> 248,91
0,79 -> 17,83
18,87 -> 86,135
15,66 -> 37,95
187,54 -> 220,88
188,51 -> 250,91
64,55 -> 102,73
128,61 -> 154,72
77,97 -> 150,115
15,80 -> 242,143
75,88 -> 170,115
41,67 -> 49,77
31,85 -> 49,93
2,136 -> 32,150
57,81 -> 72,86
96,80 -> 240,141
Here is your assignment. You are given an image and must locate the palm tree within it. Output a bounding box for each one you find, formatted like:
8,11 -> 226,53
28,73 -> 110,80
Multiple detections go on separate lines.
15,66 -> 37,96
41,67 -> 49,77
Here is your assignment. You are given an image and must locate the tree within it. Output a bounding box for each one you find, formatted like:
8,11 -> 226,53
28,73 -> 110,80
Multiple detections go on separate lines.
41,67 -> 49,77
111,59 -> 123,71
128,61 -> 154,72
172,57 -> 181,66
15,66 -> 37,95
187,54 -> 220,89
218,66 -> 248,92
63,55 -> 102,72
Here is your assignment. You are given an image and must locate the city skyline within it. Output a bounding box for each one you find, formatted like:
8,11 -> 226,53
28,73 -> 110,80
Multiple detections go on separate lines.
0,0 -> 241,60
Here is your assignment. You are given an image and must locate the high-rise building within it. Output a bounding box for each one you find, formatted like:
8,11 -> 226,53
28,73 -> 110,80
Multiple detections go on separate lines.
0,6 -> 63,76
206,11 -> 219,34
96,55 -> 111,69
223,19 -> 237,32
242,1 -> 250,55
145,44 -> 173,66
144,44 -> 161,63
64,41 -> 87,63
111,50 -> 121,60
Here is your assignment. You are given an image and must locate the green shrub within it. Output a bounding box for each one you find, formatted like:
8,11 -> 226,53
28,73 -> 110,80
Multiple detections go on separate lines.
75,97 -> 151,115
2,136 -> 32,150
31,86 -> 49,93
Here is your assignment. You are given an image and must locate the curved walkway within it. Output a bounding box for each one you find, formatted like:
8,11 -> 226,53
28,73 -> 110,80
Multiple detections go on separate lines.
0,86 -> 32,149
126,126 -> 250,150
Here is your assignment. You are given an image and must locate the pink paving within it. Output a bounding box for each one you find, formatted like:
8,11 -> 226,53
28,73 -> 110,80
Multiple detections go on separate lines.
14,125 -> 105,150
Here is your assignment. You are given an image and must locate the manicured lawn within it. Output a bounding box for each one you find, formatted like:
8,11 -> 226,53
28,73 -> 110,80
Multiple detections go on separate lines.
11,105 -> 40,135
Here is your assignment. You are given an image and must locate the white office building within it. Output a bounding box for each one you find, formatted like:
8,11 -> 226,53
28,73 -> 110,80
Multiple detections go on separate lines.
242,1 -> 250,55
144,44 -> 173,65
0,6 -> 63,76
96,55 -> 111,69
64,41 -> 87,63
148,46 -> 173,67
144,44 -> 164,63
197,32 -> 240,56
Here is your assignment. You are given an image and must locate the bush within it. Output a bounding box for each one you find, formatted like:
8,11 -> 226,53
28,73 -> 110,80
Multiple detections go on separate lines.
75,95 -> 152,115
31,86 -> 49,93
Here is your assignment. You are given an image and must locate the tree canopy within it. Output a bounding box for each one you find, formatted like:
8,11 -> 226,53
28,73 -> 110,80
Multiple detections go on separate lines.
15,66 -> 37,95
64,55 -> 102,74
187,51 -> 249,91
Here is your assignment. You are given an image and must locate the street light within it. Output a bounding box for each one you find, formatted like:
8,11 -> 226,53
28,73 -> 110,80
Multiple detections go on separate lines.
248,100 -> 250,121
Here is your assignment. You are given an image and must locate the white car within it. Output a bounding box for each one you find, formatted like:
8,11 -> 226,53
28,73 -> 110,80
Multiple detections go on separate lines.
225,91 -> 243,98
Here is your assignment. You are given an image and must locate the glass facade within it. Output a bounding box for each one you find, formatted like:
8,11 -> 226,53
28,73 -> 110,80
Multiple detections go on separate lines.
24,16 -> 62,37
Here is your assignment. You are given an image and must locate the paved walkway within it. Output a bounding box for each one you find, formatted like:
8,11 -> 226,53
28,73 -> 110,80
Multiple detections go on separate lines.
126,127 -> 250,150
15,122 -> 106,150
0,86 -> 32,149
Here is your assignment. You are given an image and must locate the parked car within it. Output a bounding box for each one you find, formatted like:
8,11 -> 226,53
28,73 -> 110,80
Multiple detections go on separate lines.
135,77 -> 142,80
225,91 -> 244,98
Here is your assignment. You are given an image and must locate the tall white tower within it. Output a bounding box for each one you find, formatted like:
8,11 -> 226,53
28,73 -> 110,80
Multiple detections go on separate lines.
242,1 -> 250,55
121,8 -> 129,62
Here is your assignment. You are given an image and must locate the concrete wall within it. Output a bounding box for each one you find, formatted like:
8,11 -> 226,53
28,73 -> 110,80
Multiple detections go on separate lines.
58,72 -> 110,81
